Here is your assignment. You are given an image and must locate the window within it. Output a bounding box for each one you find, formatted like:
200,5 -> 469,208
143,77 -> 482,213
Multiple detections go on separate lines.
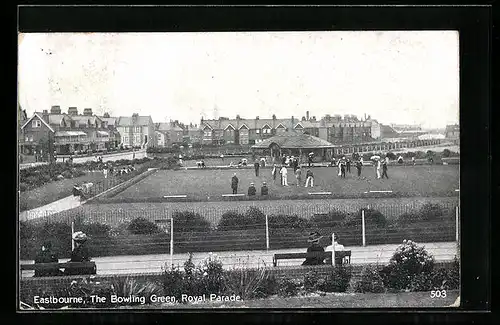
204,130 -> 212,137
135,127 -> 141,132
124,136 -> 129,143
263,128 -> 271,134
24,136 -> 29,142
124,127 -> 129,132
32,120 -> 41,128
256,129 -> 260,134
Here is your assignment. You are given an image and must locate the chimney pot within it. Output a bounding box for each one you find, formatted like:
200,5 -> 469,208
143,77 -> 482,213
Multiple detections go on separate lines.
256,116 -> 259,120
306,111 -> 310,120
68,107 -> 78,115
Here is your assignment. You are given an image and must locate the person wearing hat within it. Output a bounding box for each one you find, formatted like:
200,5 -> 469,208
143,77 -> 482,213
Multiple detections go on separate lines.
248,182 -> 256,196
231,173 -> 239,194
261,181 -> 269,196
65,231 -> 93,275
254,159 -> 260,177
302,232 -> 325,266
295,166 -> 302,187
271,164 -> 278,183
279,165 -> 289,186
34,241 -> 61,277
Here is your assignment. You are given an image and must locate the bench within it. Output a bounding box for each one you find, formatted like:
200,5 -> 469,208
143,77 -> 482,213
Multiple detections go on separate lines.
20,261 -> 97,276
273,251 -> 351,267
222,194 -> 245,197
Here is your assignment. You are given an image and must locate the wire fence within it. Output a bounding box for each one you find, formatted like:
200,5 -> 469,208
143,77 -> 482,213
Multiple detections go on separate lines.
20,202 -> 460,265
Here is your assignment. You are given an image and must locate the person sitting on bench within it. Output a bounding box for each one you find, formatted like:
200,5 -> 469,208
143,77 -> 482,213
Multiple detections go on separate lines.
64,232 -> 93,275
34,241 -> 61,277
248,182 -> 256,196
301,232 -> 325,266
324,235 -> 346,265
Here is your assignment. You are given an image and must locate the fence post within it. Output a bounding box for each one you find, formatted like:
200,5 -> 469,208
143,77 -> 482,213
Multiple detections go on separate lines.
362,209 -> 366,247
331,232 -> 336,267
455,206 -> 459,243
170,215 -> 174,269
71,221 -> 74,251
265,214 -> 270,251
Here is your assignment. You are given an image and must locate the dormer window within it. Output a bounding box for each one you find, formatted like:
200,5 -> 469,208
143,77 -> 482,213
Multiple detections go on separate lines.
32,120 -> 41,128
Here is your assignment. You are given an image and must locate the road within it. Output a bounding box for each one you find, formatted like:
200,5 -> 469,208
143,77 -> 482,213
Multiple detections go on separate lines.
20,241 -> 458,277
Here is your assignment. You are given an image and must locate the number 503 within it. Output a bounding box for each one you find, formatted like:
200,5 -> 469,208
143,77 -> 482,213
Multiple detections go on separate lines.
430,290 -> 447,298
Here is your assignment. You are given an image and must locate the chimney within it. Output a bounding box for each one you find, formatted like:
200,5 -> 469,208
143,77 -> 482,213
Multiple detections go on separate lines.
306,111 -> 310,120
302,116 -> 306,121
83,108 -> 93,116
42,110 -> 49,123
68,107 -> 78,116
50,105 -> 61,114
236,115 -> 241,120
272,114 -> 276,120
256,116 -> 259,120
103,112 -> 110,118
291,116 -> 295,125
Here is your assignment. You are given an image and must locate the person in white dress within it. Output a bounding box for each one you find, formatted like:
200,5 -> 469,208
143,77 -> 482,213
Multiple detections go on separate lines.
324,235 -> 346,264
280,165 -> 288,186
376,159 -> 381,179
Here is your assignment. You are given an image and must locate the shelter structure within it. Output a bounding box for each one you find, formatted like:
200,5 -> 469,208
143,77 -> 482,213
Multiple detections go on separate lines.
251,131 -> 335,162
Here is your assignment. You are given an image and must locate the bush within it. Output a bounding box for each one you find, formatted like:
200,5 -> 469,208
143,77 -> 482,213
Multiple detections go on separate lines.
303,271 -> 321,292
380,240 -> 435,292
217,208 -> 266,231
19,182 -> 29,192
342,209 -> 387,228
310,209 -> 348,228
173,211 -> 211,233
317,265 -> 352,293
127,217 -> 161,235
269,214 -> 311,229
277,277 -> 301,297
162,266 -> 186,300
442,149 -> 451,157
253,273 -> 279,298
61,170 -> 73,179
223,267 -> 270,300
198,253 -> 225,295
354,265 -> 386,293
418,203 -> 445,221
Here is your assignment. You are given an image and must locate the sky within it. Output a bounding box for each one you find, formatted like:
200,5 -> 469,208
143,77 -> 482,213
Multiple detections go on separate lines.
18,31 -> 459,128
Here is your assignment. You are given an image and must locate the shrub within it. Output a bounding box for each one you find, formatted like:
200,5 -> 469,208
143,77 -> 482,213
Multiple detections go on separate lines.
217,208 -> 266,231
162,266 -> 185,300
380,240 -> 435,292
269,214 -> 311,229
277,277 -> 301,297
342,209 -> 387,228
61,170 -> 72,179
72,169 -> 86,177
442,149 -> 451,157
109,277 -> 164,305
447,256 -> 460,290
223,267 -> 269,300
19,182 -> 29,192
317,265 -> 353,293
127,217 -> 161,235
198,253 -> 225,295
310,209 -> 348,228
303,271 -> 321,292
354,265 -> 386,293
173,211 -> 211,233
418,203 -> 445,221
253,273 -> 279,298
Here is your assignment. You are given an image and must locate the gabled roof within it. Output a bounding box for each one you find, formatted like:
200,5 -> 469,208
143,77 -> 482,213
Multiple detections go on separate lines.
100,117 -> 117,125
21,113 -> 55,132
238,123 -> 249,130
251,131 -> 335,149
224,124 -> 236,130
117,116 -> 153,126
157,122 -> 183,132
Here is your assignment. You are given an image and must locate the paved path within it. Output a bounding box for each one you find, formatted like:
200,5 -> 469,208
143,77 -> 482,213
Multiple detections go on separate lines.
19,195 -> 85,221
21,241 -> 458,277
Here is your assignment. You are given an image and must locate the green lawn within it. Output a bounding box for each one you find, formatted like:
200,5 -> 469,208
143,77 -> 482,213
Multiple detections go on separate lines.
19,172 -> 116,211
115,165 -> 459,201
121,290 -> 460,309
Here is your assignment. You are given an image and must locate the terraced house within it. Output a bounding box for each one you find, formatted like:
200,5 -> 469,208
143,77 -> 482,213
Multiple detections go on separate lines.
116,113 -> 155,149
199,111 -> 382,146
155,121 -> 184,147
21,106 -> 117,156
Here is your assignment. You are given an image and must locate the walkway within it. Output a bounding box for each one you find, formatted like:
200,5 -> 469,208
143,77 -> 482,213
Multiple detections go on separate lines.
21,241 -> 458,277
55,149 -> 147,164
19,195 -> 85,222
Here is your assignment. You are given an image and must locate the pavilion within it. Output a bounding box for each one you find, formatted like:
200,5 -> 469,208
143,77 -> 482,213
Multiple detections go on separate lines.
251,131 -> 335,162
